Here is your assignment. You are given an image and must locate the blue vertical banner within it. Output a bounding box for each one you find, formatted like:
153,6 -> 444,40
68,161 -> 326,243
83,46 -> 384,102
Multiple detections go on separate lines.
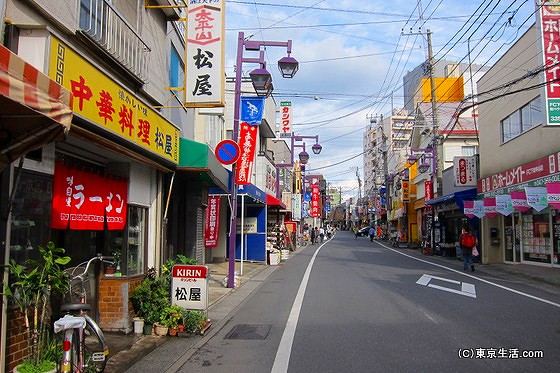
240,96 -> 265,125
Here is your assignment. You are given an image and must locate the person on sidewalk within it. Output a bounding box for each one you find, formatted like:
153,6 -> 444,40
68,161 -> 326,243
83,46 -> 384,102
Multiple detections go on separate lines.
460,225 -> 477,272
369,226 -> 375,242
310,227 -> 316,244
319,226 -> 325,243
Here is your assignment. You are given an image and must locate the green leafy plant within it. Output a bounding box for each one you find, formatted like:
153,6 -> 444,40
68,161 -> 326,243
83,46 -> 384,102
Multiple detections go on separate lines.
182,310 -> 207,334
159,305 -> 183,329
129,267 -> 169,325
1,241 -> 70,370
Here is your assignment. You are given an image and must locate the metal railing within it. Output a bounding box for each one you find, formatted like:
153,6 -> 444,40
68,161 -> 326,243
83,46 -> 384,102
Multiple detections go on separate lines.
79,0 -> 150,82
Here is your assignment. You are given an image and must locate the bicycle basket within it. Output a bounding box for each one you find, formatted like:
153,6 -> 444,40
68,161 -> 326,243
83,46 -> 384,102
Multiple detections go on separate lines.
63,265 -> 93,304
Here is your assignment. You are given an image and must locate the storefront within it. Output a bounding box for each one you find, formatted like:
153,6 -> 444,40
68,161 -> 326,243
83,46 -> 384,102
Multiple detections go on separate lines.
478,151 -> 560,267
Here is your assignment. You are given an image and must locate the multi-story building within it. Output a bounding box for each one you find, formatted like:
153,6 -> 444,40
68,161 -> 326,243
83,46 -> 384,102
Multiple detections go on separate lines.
476,22 -> 559,269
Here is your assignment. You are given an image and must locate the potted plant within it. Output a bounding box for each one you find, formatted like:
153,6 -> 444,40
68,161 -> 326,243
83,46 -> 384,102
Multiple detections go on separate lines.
130,267 -> 169,335
160,305 -> 183,336
113,249 -> 122,277
2,241 -> 71,372
183,310 -> 208,334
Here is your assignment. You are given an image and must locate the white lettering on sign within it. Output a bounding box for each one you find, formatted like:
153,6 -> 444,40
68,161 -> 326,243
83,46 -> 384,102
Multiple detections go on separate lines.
176,268 -> 202,277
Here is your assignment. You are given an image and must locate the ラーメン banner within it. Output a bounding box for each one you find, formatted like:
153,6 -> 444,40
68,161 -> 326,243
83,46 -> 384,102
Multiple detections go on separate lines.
51,160 -> 128,230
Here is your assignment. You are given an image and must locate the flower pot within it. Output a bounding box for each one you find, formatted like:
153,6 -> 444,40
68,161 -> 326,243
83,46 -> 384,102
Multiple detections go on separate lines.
143,324 -> 153,335
133,317 -> 144,334
177,325 -> 185,332
154,324 -> 168,336
168,327 -> 178,336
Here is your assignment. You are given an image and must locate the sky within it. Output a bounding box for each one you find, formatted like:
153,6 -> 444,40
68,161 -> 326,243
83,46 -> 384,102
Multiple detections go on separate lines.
223,0 -> 537,201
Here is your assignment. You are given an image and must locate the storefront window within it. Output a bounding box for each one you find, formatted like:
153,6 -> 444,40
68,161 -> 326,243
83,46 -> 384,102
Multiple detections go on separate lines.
107,205 -> 146,276
9,170 -> 53,265
521,211 -> 551,264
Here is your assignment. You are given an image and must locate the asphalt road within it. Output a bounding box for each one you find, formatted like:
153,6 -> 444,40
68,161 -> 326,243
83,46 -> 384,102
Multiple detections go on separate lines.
174,231 -> 560,373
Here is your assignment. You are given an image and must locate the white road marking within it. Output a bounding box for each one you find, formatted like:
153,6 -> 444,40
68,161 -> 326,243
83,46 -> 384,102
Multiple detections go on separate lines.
416,274 -> 477,298
380,243 -> 560,308
271,238 -> 330,373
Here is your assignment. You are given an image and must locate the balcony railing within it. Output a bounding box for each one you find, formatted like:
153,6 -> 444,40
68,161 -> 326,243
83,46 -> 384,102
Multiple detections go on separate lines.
79,0 -> 150,82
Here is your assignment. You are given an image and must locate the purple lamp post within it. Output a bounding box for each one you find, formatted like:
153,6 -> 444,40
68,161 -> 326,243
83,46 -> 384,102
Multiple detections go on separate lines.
228,32 -> 299,288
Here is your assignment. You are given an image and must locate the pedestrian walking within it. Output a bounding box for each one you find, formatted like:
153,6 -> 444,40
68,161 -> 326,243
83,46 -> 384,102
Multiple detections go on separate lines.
310,227 -> 316,244
353,226 -> 358,239
368,226 -> 375,242
319,226 -> 325,243
460,225 -> 477,272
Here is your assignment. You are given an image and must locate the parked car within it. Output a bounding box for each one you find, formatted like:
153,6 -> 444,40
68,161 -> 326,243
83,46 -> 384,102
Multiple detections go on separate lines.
357,227 -> 370,237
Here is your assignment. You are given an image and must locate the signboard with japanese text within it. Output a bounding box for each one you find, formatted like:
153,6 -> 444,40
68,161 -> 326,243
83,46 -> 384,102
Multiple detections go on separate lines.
478,151 -> 560,195
49,37 -> 179,164
185,0 -> 225,107
279,101 -> 292,137
311,184 -> 320,218
236,217 -> 258,234
546,181 -> 560,209
292,194 -> 302,220
171,265 -> 208,310
496,194 -> 514,216
402,180 -> 410,202
204,196 -> 220,247
537,2 -> 560,125
424,180 -> 433,202
51,160 -> 127,230
454,156 -> 477,187
235,122 -> 258,185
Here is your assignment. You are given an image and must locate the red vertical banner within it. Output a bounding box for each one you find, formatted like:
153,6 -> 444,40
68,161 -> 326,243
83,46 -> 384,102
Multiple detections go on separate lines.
310,184 -> 320,218
51,160 -> 128,230
424,180 -> 433,202
204,196 -> 220,248
235,122 -> 258,185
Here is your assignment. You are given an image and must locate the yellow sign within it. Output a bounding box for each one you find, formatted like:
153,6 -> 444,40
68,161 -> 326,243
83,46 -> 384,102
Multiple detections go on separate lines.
402,180 -> 410,202
419,77 -> 464,103
49,37 -> 179,164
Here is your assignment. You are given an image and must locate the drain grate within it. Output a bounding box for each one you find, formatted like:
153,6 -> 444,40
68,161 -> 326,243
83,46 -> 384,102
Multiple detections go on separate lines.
224,324 -> 271,340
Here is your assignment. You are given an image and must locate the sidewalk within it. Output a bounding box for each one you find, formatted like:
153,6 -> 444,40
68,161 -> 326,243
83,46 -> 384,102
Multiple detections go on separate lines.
103,238 -> 559,372
103,258 -> 279,373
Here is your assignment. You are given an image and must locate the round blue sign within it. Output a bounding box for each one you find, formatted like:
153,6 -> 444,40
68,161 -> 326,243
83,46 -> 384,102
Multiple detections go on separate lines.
215,140 -> 240,165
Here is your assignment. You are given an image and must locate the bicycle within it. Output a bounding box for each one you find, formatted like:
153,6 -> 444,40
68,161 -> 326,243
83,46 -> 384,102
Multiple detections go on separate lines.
54,254 -> 114,372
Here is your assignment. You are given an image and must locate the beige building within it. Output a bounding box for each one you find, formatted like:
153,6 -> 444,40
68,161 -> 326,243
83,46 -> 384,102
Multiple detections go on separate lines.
477,24 -> 560,268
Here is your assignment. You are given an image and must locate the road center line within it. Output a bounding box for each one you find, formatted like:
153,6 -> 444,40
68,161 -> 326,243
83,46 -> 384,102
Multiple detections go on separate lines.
379,242 -> 560,309
271,238 -> 329,373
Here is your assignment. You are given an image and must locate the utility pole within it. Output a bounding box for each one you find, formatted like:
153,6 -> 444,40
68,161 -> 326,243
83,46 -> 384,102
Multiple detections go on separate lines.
426,29 -> 443,197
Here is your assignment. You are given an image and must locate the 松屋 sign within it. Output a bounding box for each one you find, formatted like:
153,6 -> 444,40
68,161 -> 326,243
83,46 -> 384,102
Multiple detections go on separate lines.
171,265 -> 208,310
185,1 -> 225,107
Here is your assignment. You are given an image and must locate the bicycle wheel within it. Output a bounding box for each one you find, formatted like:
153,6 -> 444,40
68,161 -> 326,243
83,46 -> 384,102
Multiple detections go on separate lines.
82,315 -> 109,372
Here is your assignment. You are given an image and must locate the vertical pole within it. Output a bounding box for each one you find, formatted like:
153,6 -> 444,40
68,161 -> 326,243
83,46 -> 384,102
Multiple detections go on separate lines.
228,32 -> 245,288
240,195 -> 244,276
427,29 -> 440,251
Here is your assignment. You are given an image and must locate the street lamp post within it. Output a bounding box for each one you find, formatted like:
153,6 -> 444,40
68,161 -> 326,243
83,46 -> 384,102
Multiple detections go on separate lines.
228,32 -> 298,288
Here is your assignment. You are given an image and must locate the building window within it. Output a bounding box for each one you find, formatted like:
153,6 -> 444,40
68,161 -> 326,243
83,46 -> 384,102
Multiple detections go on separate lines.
501,97 -> 542,143
169,46 -> 185,98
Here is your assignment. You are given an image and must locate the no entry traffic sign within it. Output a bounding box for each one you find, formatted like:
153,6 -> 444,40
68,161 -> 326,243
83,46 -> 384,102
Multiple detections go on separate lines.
215,139 -> 240,165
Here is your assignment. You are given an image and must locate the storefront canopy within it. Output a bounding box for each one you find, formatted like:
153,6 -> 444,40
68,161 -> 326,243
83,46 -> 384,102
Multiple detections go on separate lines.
425,188 -> 478,210
266,193 -> 286,209
177,138 -> 229,191
0,45 -> 73,171
209,181 -> 268,205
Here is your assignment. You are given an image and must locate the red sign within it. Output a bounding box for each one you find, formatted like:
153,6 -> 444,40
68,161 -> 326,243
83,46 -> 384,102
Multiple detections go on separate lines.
424,180 -> 433,202
310,184 -> 320,218
540,6 -> 560,99
478,151 -> 560,193
51,160 -> 128,230
235,122 -> 258,185
204,196 -> 220,248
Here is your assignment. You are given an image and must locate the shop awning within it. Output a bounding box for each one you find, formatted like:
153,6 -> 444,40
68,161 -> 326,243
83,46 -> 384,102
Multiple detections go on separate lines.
425,188 -> 478,209
177,138 -> 229,191
209,182 -> 267,204
0,45 -> 73,171
266,193 -> 286,209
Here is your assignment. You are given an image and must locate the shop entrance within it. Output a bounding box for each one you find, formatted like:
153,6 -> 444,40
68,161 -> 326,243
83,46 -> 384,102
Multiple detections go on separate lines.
504,214 -> 521,263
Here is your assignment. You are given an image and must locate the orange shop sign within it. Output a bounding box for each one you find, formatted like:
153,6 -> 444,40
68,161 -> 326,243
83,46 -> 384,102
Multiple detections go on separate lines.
48,36 -> 179,164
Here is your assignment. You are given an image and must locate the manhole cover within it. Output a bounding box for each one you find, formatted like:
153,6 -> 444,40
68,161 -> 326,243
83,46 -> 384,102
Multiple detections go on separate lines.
224,324 -> 271,340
